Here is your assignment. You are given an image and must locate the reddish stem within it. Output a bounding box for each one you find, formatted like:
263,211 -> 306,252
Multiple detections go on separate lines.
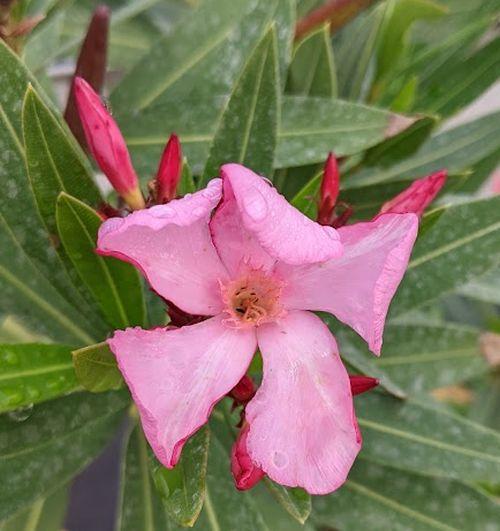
295,0 -> 377,41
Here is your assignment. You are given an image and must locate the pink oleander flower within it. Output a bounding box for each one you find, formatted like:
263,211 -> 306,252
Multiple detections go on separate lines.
74,77 -> 145,211
98,164 -> 418,494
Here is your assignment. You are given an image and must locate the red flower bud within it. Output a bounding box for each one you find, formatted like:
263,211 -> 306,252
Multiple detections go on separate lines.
156,134 -> 182,204
317,152 -> 340,226
378,170 -> 447,218
229,375 -> 256,405
349,375 -> 379,396
231,423 -> 265,490
74,77 -> 145,210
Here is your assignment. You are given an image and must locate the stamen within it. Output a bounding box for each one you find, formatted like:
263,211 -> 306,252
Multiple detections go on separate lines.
220,270 -> 285,328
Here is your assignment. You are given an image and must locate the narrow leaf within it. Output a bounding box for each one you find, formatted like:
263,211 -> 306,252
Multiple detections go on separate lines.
390,196 -> 500,317
0,343 -> 78,413
345,111 -> 500,188
314,459 -> 500,530
22,86 -> 102,239
0,485 -> 69,531
152,427 -> 210,527
56,193 -> 145,330
0,390 -> 128,521
264,479 -> 311,524
72,342 -> 123,393
287,24 -> 337,97
0,40 -> 101,342
202,26 -> 279,182
117,425 -> 172,531
357,392 -> 500,483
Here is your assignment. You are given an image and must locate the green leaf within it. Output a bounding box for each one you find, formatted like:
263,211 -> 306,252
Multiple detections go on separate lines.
0,390 -> 128,521
458,266 -> 500,305
0,343 -> 79,413
123,94 -> 415,175
0,218 -> 97,345
117,425 -> 173,531
313,459 -> 500,530
373,0 -> 447,90
345,109 -> 500,189
111,0 -> 294,113
72,342 -> 124,393
390,196 -> 500,317
152,427 -> 210,527
356,392 -> 500,483
287,24 -> 336,98
333,3 -> 386,101
326,318 -> 407,399
23,12 -> 64,74
56,193 -> 145,329
202,26 -> 279,183
413,36 -> 500,117
264,479 -> 311,524
193,431 -> 268,530
0,484 -> 69,531
375,323 -> 487,393
338,322 -> 487,395
177,159 -> 196,196
22,86 -> 101,242
0,40 -> 101,344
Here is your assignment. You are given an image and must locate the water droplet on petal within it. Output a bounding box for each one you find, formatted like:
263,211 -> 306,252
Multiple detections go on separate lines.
243,187 -> 268,222
272,451 -> 288,469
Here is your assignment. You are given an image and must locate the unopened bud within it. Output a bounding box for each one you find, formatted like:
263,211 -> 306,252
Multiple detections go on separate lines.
231,423 -> 265,490
74,77 -> 145,210
229,375 -> 256,405
349,375 -> 379,396
317,152 -> 340,226
156,133 -> 182,204
378,170 -> 447,218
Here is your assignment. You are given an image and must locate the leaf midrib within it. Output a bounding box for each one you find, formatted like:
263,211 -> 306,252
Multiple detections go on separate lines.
0,362 -> 74,382
358,418 -> 500,464
408,218 -> 500,269
345,479 -> 457,531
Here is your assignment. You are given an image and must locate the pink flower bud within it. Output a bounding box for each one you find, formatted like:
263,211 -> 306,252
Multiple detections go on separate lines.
156,134 -> 182,204
229,375 -> 256,405
74,77 -> 145,210
378,170 -> 447,218
349,375 -> 379,396
317,152 -> 340,226
231,423 -> 265,490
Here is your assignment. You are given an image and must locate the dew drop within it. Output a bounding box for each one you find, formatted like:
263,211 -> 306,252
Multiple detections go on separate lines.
8,403 -> 34,422
2,351 -> 18,365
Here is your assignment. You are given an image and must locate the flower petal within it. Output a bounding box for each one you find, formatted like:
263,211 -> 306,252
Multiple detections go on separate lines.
97,179 -> 228,315
210,164 -> 342,275
279,213 -> 418,355
109,315 -> 257,468
246,311 -> 360,495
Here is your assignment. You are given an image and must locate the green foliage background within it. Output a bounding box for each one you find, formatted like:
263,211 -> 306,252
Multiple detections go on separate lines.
0,0 -> 499,529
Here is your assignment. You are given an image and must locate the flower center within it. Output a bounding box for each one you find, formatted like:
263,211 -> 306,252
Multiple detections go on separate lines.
221,271 -> 284,327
